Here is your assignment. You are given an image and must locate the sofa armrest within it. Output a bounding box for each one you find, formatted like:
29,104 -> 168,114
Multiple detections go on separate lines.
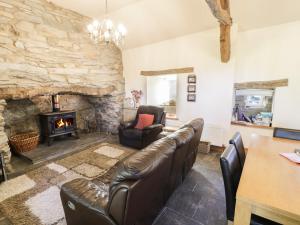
119,120 -> 135,129
143,124 -> 163,131
60,178 -> 117,225
108,181 -> 134,225
142,124 -> 163,141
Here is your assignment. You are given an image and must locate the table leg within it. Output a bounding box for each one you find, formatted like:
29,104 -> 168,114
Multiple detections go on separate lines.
234,199 -> 252,225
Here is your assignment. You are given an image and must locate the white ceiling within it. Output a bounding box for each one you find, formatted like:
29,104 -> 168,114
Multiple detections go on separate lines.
49,0 -> 141,17
49,0 -> 300,49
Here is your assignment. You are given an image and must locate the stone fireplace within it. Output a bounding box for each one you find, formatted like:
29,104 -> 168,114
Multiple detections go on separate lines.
0,89 -> 124,164
0,0 -> 125,164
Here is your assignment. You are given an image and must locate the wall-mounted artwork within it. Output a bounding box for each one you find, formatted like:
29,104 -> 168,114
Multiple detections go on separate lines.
187,74 -> 196,83
187,85 -> 196,93
187,94 -> 196,102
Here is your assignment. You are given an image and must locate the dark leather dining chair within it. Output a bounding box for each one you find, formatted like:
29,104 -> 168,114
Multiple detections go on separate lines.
273,127 -> 300,141
229,132 -> 246,168
220,145 -> 281,225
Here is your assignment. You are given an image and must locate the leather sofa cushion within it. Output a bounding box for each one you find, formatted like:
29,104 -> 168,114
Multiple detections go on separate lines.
168,127 -> 194,147
143,137 -> 176,156
110,137 -> 176,190
181,118 -> 204,132
135,114 -> 154,129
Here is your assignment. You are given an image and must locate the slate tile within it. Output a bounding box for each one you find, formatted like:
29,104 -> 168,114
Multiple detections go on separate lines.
154,153 -> 227,225
153,207 -> 203,225
193,197 -> 227,225
166,185 -> 203,218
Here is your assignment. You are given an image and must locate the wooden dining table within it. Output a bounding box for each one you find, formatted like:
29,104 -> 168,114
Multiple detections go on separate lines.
234,134 -> 300,225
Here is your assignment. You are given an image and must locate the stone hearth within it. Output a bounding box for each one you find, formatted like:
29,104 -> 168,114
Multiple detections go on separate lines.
0,0 -> 125,163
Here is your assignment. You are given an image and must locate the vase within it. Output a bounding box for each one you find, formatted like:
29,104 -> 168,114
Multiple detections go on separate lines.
135,101 -> 140,109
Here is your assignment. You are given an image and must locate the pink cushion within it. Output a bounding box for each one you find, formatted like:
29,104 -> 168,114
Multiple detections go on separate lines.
135,114 -> 154,130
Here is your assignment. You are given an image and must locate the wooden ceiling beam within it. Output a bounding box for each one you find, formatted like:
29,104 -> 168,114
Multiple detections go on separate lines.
140,67 -> 194,76
205,0 -> 232,25
206,0 -> 232,63
234,79 -> 289,89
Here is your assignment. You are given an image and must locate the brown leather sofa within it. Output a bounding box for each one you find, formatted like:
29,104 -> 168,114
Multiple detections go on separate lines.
181,118 -> 204,178
167,127 -> 194,196
60,118 -> 204,225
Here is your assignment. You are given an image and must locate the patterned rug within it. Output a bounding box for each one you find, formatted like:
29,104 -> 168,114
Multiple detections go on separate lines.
0,143 -> 135,225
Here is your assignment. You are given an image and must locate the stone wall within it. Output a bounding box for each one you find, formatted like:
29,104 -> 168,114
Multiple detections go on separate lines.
0,100 -> 10,163
89,95 -> 124,134
0,0 -> 125,163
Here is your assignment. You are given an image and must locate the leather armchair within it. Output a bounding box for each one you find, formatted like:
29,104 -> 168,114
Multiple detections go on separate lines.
118,105 -> 166,149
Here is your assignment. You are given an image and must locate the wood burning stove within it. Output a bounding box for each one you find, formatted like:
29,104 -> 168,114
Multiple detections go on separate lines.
39,95 -> 79,146
40,111 -> 79,146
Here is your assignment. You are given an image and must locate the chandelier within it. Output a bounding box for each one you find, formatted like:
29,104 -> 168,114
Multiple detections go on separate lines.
87,0 -> 127,46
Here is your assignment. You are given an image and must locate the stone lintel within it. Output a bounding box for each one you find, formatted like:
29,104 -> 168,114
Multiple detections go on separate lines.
0,85 -> 116,100
234,79 -> 288,90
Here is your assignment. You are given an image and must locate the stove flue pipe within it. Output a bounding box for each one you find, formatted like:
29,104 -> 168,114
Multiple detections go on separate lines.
52,94 -> 60,112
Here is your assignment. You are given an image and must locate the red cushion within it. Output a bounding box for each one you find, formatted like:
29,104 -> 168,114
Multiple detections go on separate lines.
135,114 -> 154,130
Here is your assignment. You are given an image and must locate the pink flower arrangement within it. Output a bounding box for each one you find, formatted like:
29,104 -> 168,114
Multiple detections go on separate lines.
131,90 -> 142,108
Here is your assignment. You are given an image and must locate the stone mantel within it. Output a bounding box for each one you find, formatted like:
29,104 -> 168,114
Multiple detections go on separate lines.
0,85 -> 116,100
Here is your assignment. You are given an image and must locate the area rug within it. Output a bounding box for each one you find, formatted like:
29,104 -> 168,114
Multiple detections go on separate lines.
0,175 -> 36,203
0,143 -> 135,225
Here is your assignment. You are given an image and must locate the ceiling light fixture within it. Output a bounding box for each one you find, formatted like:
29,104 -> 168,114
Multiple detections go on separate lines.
87,0 -> 127,47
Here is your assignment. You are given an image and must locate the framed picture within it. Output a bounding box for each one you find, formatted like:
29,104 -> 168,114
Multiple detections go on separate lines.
188,74 -> 196,83
187,94 -> 196,102
187,85 -> 196,93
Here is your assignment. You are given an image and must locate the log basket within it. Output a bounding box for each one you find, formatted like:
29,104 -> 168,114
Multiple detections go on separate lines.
9,132 -> 39,153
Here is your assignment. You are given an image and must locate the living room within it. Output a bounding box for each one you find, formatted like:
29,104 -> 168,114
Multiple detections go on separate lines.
0,0 -> 300,225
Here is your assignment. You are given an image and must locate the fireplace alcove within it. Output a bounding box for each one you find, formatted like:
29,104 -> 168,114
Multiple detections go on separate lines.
0,87 -> 123,167
4,95 -> 97,139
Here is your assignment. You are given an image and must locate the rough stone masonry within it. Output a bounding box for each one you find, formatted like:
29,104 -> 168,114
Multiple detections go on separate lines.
0,0 -> 125,163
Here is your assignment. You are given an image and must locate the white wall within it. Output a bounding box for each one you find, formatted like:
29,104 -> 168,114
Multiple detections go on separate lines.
123,21 -> 300,147
123,25 -> 238,146
235,21 -> 300,129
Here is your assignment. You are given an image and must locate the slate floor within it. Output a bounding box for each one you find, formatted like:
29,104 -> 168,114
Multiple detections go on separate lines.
153,151 -> 227,225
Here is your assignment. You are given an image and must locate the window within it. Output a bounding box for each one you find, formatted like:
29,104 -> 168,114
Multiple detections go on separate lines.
147,75 -> 177,118
233,89 -> 274,127
245,95 -> 265,108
